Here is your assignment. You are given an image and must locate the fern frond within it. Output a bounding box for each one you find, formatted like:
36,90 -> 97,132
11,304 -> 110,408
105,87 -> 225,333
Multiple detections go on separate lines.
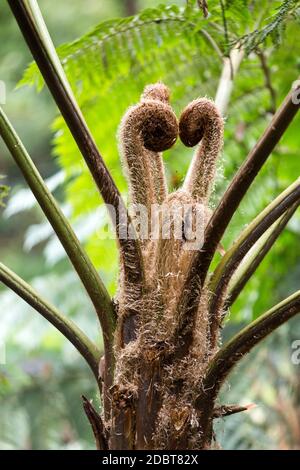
18,1 -> 300,293
39,4 -> 223,218
236,0 -> 300,53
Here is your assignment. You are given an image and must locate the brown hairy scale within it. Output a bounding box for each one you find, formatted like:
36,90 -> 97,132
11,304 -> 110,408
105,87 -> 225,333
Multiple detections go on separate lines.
109,83 -> 224,450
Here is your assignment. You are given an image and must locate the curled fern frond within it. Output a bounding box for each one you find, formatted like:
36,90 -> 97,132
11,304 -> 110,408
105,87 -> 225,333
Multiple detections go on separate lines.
179,98 -> 224,202
119,83 -> 178,218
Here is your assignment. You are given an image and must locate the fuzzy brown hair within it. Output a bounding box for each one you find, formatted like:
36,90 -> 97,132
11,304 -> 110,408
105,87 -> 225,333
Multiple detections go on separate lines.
112,84 -> 224,450
180,98 -> 224,202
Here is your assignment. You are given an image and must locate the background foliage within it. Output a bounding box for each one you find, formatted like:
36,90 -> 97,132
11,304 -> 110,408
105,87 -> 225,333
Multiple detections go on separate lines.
0,0 -> 300,449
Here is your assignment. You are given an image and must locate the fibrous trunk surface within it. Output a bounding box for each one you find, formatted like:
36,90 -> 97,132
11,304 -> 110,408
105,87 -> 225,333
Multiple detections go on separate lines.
106,83 -> 224,450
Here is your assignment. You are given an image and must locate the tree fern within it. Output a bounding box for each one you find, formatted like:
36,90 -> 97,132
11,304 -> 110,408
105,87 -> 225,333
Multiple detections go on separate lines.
18,0 -> 300,304
2,0 -> 300,449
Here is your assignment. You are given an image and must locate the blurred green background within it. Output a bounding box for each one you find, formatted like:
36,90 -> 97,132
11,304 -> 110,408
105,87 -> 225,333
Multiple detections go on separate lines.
0,0 -> 300,449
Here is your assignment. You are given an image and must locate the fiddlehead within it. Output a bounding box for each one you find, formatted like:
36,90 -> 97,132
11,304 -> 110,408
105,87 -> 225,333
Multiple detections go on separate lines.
149,101 -> 224,433
115,84 -> 178,348
179,98 -> 224,203
119,83 -> 178,223
114,88 -> 225,449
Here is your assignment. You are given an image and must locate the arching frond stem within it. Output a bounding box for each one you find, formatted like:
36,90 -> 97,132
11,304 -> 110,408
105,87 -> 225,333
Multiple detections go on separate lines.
196,290 -> 300,447
208,180 -> 300,349
0,106 -> 114,406
226,203 -> 299,308
0,262 -> 100,378
197,77 -> 300,289
8,0 -> 144,293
